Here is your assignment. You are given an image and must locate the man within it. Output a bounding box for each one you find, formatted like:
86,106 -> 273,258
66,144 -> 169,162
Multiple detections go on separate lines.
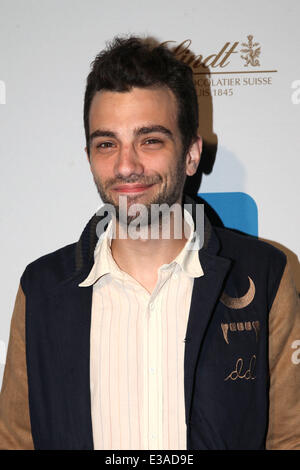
0,36 -> 299,450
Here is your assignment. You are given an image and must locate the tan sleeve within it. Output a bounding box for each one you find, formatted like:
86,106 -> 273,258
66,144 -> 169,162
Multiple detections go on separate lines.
266,261 -> 300,449
0,284 -> 34,449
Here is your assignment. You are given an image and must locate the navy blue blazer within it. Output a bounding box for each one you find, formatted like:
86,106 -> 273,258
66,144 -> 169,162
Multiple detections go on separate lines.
19,197 -> 291,450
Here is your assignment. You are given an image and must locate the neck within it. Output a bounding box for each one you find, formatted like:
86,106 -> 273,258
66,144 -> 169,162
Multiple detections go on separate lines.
109,208 -> 191,291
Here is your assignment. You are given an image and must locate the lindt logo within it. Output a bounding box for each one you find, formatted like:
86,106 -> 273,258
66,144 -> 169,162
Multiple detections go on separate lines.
160,36 -> 261,70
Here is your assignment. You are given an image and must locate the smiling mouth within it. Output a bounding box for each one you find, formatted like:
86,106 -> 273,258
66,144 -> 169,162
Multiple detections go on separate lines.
112,183 -> 155,194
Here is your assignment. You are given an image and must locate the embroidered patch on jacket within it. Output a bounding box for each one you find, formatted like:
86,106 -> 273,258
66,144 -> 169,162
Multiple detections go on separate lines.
224,355 -> 257,381
221,321 -> 260,344
220,276 -> 255,309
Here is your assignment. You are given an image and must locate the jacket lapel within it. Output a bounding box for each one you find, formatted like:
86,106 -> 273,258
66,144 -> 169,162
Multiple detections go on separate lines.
184,219 -> 232,424
41,212 -> 108,449
45,264 -> 94,449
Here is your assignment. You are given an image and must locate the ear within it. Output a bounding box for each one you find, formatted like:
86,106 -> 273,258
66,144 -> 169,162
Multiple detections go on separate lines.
85,146 -> 91,163
185,136 -> 202,176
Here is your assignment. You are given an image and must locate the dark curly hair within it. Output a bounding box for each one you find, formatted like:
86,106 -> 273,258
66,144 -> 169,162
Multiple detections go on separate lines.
84,36 -> 199,156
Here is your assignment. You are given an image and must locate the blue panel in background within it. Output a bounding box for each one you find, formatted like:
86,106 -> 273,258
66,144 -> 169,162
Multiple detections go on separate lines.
198,192 -> 258,237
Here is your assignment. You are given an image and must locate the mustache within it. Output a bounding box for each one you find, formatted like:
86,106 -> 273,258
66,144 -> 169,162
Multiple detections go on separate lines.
103,174 -> 163,189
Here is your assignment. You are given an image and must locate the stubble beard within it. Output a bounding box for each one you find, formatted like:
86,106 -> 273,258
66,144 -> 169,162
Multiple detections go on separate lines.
93,155 -> 186,229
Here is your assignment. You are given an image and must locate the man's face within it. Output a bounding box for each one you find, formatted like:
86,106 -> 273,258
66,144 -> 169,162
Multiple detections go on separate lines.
87,86 -> 200,224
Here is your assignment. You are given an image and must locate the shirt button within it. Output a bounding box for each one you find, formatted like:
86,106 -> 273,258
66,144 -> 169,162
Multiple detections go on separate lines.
173,273 -> 178,280
150,367 -> 156,374
149,302 -> 155,310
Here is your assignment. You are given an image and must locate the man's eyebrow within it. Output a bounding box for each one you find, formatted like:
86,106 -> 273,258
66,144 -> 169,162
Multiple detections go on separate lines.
134,125 -> 174,141
89,125 -> 174,142
89,129 -> 116,142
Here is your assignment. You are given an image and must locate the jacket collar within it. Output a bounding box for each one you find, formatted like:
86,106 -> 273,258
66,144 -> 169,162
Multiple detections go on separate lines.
78,205 -> 204,287
73,193 -> 221,283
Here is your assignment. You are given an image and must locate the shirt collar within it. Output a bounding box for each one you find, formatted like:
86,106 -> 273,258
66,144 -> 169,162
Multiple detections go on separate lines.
78,208 -> 203,287
172,209 -> 203,278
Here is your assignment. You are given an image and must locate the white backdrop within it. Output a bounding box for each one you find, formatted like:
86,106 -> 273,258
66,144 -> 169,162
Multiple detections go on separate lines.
0,0 -> 299,386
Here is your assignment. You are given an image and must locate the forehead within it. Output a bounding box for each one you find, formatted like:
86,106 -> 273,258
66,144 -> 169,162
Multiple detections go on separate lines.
88,86 -> 179,133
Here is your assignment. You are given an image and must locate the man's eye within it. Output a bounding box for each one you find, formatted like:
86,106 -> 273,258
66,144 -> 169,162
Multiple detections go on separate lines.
96,142 -> 114,149
95,141 -> 116,152
144,138 -> 162,145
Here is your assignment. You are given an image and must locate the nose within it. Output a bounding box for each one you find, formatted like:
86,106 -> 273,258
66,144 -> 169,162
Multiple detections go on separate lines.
114,144 -> 144,179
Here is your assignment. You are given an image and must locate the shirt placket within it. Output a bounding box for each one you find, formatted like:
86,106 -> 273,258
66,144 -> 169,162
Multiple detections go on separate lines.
142,266 -> 174,450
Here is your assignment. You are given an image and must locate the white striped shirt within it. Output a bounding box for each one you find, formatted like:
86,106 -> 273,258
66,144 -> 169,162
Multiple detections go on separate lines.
79,210 -> 203,449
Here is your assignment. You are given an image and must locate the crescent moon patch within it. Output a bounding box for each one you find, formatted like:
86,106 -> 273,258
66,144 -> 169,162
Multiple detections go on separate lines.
220,276 -> 255,309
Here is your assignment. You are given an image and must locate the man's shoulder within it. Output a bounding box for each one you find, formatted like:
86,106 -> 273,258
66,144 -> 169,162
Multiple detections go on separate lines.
213,226 -> 287,309
214,225 -> 286,266
20,242 -> 78,295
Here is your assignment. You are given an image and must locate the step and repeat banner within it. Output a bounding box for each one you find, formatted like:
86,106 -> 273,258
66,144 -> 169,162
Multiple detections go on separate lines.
0,0 -> 299,385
